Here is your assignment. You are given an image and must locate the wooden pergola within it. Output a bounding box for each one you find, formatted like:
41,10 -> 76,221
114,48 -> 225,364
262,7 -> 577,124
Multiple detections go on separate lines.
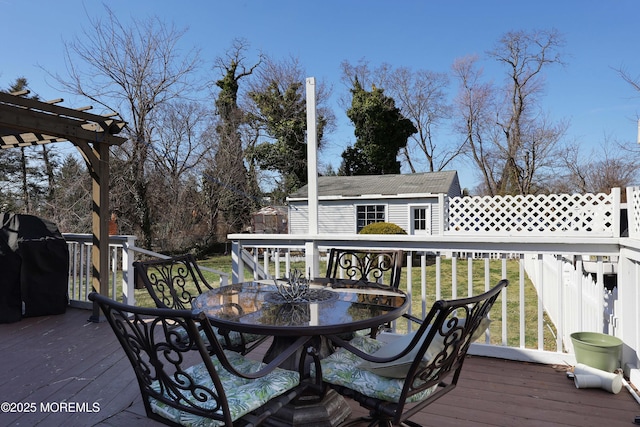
0,91 -> 126,321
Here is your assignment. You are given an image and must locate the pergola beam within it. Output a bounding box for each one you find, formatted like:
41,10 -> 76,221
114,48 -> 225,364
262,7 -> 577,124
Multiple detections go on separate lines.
0,103 -> 124,145
0,91 -> 126,320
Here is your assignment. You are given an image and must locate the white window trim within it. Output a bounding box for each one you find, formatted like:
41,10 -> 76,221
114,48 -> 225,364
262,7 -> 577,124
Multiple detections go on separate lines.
408,204 -> 432,235
354,203 -> 388,233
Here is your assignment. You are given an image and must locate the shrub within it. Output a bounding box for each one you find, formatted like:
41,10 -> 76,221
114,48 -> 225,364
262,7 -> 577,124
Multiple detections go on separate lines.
359,222 -> 407,235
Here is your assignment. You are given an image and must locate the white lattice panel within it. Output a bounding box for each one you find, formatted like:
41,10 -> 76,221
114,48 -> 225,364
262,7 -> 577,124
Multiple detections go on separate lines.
447,192 -> 617,236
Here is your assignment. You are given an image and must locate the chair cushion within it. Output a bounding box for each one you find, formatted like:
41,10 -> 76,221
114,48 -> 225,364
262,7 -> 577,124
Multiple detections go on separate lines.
212,329 -> 263,349
149,350 -> 300,426
320,335 -> 437,403
358,316 -> 491,378
174,324 -> 261,350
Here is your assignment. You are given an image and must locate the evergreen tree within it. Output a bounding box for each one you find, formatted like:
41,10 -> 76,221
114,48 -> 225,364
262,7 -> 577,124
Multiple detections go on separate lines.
210,45 -> 259,235
51,155 -> 92,232
340,79 -> 416,175
248,80 -> 326,200
4,78 -> 50,214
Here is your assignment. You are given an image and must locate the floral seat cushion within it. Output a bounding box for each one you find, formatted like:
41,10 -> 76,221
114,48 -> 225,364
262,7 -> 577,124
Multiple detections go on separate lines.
149,350 -> 299,426
223,331 -> 264,348
174,324 -> 261,350
320,335 -> 437,404
356,317 -> 491,378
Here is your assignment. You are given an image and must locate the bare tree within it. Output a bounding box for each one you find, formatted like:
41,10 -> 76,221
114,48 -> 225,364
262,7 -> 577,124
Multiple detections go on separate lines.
152,101 -> 210,184
387,67 -> 454,172
451,55 -> 498,194
55,6 -> 200,248
553,139 -> 639,196
615,65 -> 640,93
453,30 -> 567,195
148,101 -> 212,249
490,29 -> 567,195
340,59 -> 392,97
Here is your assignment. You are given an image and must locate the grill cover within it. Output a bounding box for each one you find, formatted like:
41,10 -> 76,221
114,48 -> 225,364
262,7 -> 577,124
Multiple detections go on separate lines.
0,213 -> 68,322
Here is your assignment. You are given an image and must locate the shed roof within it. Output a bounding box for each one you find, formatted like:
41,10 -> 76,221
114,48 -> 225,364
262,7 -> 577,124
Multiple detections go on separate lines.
287,171 -> 459,200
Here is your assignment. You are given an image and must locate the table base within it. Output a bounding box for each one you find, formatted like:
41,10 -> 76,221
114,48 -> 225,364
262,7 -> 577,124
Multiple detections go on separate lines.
263,389 -> 351,427
264,335 -> 335,371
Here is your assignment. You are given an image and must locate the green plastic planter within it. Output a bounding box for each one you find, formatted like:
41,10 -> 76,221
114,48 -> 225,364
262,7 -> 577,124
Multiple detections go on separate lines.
571,332 -> 623,372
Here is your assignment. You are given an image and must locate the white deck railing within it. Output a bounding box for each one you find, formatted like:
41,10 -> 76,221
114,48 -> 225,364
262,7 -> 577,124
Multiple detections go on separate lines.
227,234 -> 621,366
63,234 -> 229,309
63,187 -> 640,386
226,188 -> 640,382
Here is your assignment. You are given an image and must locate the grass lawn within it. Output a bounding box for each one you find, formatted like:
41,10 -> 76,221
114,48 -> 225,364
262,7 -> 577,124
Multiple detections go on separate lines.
130,254 -> 556,351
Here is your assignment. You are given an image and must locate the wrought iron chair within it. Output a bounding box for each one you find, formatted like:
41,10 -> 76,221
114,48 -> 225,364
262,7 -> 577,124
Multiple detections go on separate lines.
134,254 -> 266,354
320,279 -> 509,427
325,248 -> 404,290
325,248 -> 404,338
89,292 -> 310,427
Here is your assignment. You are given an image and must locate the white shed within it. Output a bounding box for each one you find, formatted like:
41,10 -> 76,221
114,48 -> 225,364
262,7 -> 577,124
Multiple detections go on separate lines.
286,171 -> 461,235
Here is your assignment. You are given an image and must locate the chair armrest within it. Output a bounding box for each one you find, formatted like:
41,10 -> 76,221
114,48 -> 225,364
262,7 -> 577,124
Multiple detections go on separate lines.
402,312 -> 423,325
325,333 -> 422,364
201,319 -> 310,379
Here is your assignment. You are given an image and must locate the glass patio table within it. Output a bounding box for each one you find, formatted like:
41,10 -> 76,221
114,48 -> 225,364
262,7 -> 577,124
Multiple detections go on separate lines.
192,278 -> 409,426
192,278 -> 409,366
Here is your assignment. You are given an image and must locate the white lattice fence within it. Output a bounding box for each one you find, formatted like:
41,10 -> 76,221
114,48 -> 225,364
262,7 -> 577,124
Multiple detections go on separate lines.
446,190 -> 620,236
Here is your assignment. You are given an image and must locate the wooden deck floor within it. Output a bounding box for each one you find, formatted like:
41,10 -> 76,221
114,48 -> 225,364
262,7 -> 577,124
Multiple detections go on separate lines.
1,308 -> 638,427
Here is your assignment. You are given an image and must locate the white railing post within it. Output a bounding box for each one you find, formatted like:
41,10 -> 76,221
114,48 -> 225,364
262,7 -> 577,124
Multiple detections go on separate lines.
304,241 -> 320,278
231,240 -> 242,284
612,187 -> 621,238
305,240 -> 319,279
121,235 -> 136,305
626,187 -> 639,239
537,253 -> 544,351
253,250 -> 259,280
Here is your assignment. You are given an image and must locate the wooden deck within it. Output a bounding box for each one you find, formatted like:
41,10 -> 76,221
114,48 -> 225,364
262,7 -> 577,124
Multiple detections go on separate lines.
1,308 -> 638,427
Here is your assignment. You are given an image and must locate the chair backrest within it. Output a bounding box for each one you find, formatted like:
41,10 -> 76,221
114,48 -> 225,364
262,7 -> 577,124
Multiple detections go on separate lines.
134,254 -> 213,310
325,248 -> 403,289
88,292 -> 235,426
397,279 -> 509,419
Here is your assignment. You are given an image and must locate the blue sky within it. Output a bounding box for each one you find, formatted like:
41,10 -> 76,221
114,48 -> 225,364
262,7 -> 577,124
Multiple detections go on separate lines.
2,0 -> 640,190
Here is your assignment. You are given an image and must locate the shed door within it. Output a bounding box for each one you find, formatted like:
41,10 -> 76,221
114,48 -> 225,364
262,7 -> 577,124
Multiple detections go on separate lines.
410,205 -> 431,235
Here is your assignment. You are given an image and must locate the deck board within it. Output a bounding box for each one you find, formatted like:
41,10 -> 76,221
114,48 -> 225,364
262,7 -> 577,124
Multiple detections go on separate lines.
0,308 -> 638,426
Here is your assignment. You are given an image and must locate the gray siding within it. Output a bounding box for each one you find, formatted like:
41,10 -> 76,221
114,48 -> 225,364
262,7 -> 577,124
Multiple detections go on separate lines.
448,179 -> 462,198
432,200 -> 442,234
318,202 -> 354,234
289,201 -> 355,234
289,196 -> 442,235
387,200 -> 410,231
288,202 -> 308,234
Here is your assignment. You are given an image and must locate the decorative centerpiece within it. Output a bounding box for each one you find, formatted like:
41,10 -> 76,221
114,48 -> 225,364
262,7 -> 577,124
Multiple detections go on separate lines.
274,269 -> 311,302
266,269 -> 339,304
277,303 -> 311,325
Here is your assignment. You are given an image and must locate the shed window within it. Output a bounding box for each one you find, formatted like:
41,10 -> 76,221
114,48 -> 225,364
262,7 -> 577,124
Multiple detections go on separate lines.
356,205 -> 386,232
414,208 -> 427,230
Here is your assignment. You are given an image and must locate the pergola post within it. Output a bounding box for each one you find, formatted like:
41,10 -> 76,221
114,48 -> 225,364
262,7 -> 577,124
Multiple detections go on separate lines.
88,141 -> 111,322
